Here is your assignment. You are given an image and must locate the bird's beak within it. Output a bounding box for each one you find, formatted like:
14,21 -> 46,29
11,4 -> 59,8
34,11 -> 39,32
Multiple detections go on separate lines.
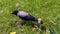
11,12 -> 13,14
10,12 -> 14,15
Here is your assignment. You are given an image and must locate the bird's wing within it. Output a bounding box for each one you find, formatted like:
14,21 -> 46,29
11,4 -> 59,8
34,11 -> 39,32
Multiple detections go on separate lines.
27,15 -> 38,21
19,15 -> 38,21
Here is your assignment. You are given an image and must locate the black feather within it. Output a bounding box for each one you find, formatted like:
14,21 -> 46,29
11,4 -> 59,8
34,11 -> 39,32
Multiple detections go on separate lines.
19,15 -> 38,21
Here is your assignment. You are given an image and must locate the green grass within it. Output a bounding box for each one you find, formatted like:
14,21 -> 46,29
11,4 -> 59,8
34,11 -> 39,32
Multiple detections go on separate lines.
0,0 -> 60,34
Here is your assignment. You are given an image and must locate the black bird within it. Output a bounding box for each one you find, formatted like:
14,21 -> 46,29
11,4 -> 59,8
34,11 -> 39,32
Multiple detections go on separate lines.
11,10 -> 43,24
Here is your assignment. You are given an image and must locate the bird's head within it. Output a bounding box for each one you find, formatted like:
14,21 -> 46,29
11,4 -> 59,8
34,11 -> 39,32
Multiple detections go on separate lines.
38,18 -> 43,24
11,10 -> 18,15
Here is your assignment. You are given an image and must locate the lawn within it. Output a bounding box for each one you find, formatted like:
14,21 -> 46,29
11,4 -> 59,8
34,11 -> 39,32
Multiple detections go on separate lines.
0,0 -> 60,34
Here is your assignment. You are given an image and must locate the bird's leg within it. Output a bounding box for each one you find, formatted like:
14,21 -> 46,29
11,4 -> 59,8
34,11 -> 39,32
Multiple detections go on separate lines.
21,20 -> 26,25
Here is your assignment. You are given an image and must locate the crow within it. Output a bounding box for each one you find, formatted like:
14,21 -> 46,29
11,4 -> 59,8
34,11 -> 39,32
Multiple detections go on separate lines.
11,10 -> 43,24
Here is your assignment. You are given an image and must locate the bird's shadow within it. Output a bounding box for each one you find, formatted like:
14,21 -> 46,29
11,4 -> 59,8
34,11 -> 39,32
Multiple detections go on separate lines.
15,21 -> 38,27
22,21 -> 35,27
10,20 -> 46,31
